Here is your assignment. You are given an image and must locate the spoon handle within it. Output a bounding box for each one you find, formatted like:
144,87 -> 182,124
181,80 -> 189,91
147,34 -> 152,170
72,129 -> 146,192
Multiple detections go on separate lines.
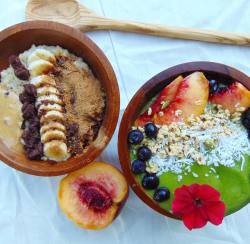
79,17 -> 250,46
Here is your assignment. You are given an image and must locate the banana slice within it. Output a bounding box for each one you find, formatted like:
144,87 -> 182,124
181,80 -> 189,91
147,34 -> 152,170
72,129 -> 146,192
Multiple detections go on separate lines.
29,60 -> 54,76
37,86 -> 60,96
28,49 -> 56,64
30,75 -> 56,88
36,94 -> 63,107
44,140 -> 68,161
38,103 -> 64,114
40,110 -> 64,124
40,122 -> 66,134
41,130 -> 66,143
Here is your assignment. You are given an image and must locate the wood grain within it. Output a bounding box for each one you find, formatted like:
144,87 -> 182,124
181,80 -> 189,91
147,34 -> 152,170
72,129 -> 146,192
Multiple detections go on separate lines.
118,61 -> 250,218
26,0 -> 250,46
0,21 -> 120,176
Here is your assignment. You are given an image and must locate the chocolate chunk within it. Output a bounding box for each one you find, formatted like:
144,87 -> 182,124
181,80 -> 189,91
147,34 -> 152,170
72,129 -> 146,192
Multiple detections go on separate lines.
21,102 -> 30,112
37,142 -> 43,154
82,133 -> 91,148
22,126 -> 39,141
21,129 -> 30,141
28,125 -> 40,136
70,93 -> 76,104
19,93 -> 27,104
57,56 -> 67,65
26,147 -> 43,160
9,55 -> 22,69
22,133 -> 40,148
51,67 -> 61,76
19,92 -> 35,104
24,138 -> 38,149
29,117 -> 40,129
4,91 -> 9,96
9,55 -> 30,81
22,104 -> 36,120
24,140 -> 43,160
14,68 -> 30,81
65,123 -> 83,155
23,84 -> 37,97
91,123 -> 100,140
67,123 -> 79,136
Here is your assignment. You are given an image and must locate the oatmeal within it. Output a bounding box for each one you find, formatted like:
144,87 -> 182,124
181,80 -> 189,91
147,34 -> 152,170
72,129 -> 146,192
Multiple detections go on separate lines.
0,45 -> 106,162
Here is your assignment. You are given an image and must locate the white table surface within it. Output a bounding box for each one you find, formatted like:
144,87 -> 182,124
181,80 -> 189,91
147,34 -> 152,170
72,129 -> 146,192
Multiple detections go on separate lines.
0,0 -> 250,243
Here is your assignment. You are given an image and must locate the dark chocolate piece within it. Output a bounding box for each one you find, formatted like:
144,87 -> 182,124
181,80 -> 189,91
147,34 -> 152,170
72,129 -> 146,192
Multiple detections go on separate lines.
9,55 -> 30,81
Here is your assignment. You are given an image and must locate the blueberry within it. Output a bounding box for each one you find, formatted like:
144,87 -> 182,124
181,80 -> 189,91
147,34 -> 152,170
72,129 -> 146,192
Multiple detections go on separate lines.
242,108 -> 250,129
209,79 -> 217,86
209,79 -> 217,92
142,173 -> 159,189
128,129 -> 144,144
209,79 -> 221,94
145,123 -> 158,138
131,159 -> 146,174
137,146 -> 152,161
153,187 -> 170,202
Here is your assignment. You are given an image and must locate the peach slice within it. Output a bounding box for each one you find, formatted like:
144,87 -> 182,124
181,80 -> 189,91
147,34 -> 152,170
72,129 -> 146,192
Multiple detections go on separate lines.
154,72 -> 209,125
58,162 -> 128,230
135,75 -> 183,126
209,82 -> 250,112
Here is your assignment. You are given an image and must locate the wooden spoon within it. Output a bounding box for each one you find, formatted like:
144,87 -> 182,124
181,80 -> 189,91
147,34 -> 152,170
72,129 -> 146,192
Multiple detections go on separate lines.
26,0 -> 250,46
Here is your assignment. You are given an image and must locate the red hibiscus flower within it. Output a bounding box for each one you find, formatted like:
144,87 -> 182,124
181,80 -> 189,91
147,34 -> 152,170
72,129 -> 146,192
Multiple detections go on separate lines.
172,184 -> 225,230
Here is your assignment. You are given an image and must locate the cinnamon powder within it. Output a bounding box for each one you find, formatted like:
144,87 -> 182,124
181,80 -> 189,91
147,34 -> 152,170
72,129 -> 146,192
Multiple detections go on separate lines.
54,57 -> 105,154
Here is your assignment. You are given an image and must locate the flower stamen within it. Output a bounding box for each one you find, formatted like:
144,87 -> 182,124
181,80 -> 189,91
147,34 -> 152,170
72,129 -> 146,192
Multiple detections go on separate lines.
194,198 -> 203,207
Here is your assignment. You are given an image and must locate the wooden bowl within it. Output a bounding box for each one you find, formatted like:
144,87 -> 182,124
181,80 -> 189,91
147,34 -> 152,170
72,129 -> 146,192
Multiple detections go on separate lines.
118,61 -> 250,218
0,21 -> 120,176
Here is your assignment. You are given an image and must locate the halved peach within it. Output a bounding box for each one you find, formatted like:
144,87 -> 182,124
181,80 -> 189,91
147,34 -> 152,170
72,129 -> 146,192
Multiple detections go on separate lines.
209,82 -> 250,112
135,75 -> 183,126
58,162 -> 128,230
154,72 -> 209,125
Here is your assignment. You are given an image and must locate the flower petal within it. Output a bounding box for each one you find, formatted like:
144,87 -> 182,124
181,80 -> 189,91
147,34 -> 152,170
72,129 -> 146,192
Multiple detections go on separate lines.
197,184 -> 221,202
182,211 -> 207,230
206,201 -> 226,225
188,184 -> 200,196
197,206 -> 208,220
172,185 -> 195,216
172,199 -> 195,216
174,185 -> 193,201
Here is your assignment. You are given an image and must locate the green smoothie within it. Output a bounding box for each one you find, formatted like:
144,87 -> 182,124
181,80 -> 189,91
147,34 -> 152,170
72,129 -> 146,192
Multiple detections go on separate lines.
131,150 -> 250,215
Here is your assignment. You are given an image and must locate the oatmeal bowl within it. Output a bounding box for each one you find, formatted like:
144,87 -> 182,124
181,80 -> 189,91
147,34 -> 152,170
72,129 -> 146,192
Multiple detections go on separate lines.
0,21 -> 119,176
118,62 -> 250,229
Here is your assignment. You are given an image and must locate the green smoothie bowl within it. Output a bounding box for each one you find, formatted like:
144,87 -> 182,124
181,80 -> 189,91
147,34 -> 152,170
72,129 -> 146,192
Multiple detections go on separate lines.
118,62 -> 250,230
